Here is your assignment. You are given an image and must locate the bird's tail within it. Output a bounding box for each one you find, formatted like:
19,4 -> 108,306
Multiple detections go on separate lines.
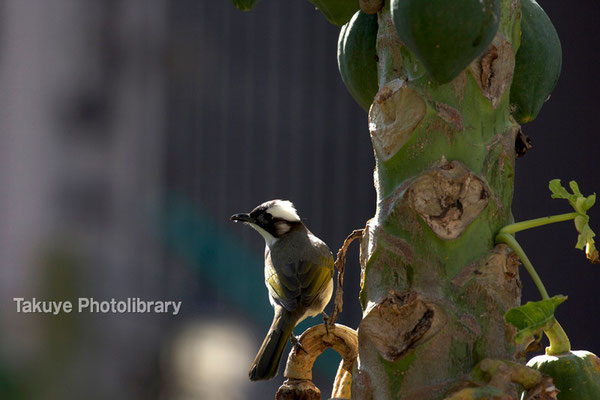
249,308 -> 297,381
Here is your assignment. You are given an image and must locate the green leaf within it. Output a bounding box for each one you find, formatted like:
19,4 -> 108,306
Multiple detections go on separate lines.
231,0 -> 260,11
586,194 -> 597,210
549,179 -> 598,263
504,296 -> 567,344
581,224 -> 596,251
549,179 -> 569,198
569,180 -> 582,197
574,215 -> 587,233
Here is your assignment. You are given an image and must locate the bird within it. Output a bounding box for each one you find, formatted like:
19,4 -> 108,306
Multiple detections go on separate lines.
230,199 -> 334,381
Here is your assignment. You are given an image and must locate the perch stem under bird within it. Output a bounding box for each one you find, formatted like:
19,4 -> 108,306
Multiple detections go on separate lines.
231,199 -> 334,381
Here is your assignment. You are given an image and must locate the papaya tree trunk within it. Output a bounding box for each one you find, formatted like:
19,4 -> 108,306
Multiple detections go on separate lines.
353,1 -> 524,398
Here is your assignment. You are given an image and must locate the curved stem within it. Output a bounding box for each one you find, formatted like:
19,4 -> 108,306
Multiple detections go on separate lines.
495,232 -> 549,300
499,212 -> 577,235
495,233 -> 572,355
545,320 -> 572,355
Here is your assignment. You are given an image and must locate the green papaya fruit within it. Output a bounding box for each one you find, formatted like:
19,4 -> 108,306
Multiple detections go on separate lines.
337,11 -> 379,111
391,0 -> 500,84
527,350 -> 600,400
231,0 -> 260,12
510,0 -> 562,124
308,0 -> 360,26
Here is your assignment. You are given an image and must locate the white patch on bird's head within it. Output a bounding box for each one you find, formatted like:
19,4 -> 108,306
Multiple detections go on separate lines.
273,221 -> 291,236
264,200 -> 300,222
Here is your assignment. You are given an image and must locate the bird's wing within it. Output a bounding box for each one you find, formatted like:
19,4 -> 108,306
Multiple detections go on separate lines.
297,254 -> 334,309
265,254 -> 333,313
264,259 -> 297,311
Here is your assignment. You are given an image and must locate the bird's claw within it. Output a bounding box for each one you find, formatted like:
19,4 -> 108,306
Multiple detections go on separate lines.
290,335 -> 308,354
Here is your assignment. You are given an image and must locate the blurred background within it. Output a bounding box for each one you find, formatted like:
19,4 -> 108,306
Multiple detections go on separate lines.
0,0 -> 598,399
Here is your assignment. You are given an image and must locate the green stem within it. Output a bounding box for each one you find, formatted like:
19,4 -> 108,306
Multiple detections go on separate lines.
499,212 -> 578,235
545,320 -> 572,355
495,233 -> 572,355
495,232 -> 549,300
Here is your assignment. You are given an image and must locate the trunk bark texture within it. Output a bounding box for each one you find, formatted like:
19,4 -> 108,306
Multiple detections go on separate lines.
353,1 -> 524,398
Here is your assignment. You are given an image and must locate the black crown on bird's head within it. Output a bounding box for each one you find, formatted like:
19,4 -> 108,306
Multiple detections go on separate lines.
231,199 -> 302,240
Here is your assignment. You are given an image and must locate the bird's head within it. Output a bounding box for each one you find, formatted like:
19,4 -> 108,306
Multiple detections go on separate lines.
230,199 -> 302,245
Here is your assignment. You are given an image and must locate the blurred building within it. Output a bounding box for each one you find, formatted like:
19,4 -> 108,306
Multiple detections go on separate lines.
0,1 -> 167,399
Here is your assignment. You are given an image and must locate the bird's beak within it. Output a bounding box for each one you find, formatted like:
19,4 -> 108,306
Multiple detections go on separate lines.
230,213 -> 253,223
